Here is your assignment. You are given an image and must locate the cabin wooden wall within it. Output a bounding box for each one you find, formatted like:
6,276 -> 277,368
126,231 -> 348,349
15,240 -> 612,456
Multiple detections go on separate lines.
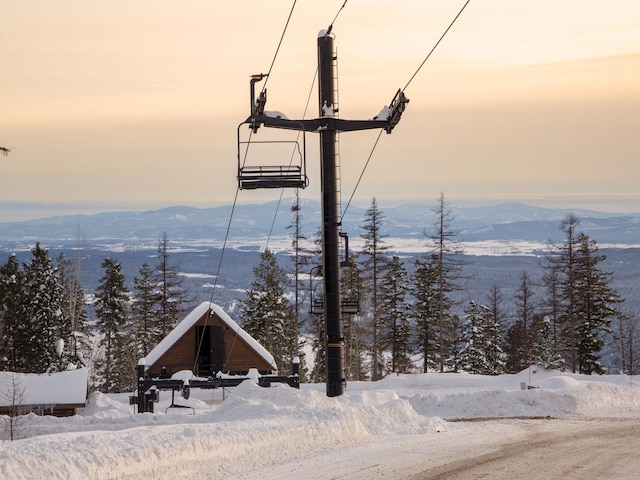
146,312 -> 273,377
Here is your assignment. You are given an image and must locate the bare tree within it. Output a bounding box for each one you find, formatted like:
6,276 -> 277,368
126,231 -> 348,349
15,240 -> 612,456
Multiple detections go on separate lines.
1,373 -> 29,441
426,193 -> 467,372
360,198 -> 390,380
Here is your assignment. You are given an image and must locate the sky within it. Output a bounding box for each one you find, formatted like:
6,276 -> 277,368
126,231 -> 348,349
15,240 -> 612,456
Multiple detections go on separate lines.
2,0 -> 640,222
1,367 -> 640,478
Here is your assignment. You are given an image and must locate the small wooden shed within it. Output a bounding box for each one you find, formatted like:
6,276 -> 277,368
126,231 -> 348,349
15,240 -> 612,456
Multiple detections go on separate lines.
0,368 -> 88,417
143,302 -> 277,377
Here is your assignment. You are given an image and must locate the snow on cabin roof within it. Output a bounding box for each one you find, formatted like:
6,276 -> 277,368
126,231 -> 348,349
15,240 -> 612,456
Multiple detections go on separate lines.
142,301 -> 276,372
0,368 -> 88,407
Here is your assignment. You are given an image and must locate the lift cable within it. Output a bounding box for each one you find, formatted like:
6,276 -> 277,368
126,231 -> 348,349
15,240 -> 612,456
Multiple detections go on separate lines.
327,0 -> 348,36
261,0 -> 298,94
340,129 -> 384,223
402,0 -> 471,92
265,68 -> 318,249
196,1 -> 300,375
263,1 -> 348,246
340,0 -> 471,223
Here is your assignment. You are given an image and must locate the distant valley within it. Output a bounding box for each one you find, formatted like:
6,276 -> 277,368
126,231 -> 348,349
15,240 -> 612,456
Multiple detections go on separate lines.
1,201 -> 638,319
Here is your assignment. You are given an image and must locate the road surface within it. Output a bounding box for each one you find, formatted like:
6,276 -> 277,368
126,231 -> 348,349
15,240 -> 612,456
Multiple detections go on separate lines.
232,418 -> 640,480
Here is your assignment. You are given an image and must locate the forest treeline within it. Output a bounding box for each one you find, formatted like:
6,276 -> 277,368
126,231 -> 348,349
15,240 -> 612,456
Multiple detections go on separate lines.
0,234 -> 190,393
242,194 -> 634,382
0,195 -> 635,393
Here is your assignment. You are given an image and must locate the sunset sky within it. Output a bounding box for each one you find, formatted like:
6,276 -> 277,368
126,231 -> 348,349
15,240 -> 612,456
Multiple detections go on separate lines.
2,0 -> 639,222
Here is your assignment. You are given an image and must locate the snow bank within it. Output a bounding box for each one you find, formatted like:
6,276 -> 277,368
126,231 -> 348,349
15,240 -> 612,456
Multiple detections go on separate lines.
2,368 -> 640,479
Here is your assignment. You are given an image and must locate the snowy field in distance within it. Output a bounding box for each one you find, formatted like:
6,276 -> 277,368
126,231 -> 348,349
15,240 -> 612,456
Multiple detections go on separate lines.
2,367 -> 640,479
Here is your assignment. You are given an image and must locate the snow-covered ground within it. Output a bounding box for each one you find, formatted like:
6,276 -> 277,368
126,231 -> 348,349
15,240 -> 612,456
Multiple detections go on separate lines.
2,367 -> 640,479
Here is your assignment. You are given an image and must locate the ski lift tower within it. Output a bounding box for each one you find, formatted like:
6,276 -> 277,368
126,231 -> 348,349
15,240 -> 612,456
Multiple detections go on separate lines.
238,30 -> 408,397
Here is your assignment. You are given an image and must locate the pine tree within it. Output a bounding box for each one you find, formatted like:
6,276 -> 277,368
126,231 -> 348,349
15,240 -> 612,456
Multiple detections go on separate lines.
411,254 -> 439,372
23,244 -> 70,373
0,254 -> 27,371
360,197 -> 389,380
131,262 -> 161,358
458,301 -> 505,375
94,257 -> 131,393
554,213 -> 582,372
241,248 -> 294,374
548,215 -> 625,374
573,233 -> 624,374
380,256 -> 411,374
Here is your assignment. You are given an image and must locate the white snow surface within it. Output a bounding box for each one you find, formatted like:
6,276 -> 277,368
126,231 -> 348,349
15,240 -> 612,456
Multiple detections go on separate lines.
0,368 -> 88,406
2,367 -> 640,479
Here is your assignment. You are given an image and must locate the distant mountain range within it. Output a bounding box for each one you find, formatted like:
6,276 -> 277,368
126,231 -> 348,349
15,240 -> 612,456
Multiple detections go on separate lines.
0,201 -> 638,247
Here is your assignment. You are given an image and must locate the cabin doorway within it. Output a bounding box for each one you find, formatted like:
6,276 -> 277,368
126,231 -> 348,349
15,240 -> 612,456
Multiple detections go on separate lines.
195,325 -> 226,376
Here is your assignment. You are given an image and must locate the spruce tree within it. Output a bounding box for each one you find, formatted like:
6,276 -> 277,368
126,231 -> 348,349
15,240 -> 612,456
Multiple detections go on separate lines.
573,233 -> 624,374
0,255 -> 27,371
532,315 -> 564,370
411,254 -> 439,373
241,248 -> 294,374
23,243 -> 70,373
380,255 -> 411,374
95,257 -> 131,393
458,301 -> 505,375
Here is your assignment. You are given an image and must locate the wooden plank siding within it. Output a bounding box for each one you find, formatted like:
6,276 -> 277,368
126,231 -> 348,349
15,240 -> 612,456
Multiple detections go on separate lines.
146,312 -> 273,377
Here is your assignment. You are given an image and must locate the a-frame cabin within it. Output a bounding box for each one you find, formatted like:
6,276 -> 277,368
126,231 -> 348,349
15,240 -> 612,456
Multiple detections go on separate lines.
144,302 -> 277,377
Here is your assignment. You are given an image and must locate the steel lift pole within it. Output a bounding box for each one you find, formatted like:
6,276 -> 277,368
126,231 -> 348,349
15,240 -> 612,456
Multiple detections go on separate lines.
317,32 -> 344,396
238,29 -> 408,397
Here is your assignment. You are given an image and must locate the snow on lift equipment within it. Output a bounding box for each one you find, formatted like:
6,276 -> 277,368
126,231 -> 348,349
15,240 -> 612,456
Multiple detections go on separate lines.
237,74 -> 409,190
237,73 -> 309,190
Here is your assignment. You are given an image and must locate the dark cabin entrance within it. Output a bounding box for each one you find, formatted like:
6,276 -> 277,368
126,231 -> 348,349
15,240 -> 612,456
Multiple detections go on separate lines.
195,325 -> 226,376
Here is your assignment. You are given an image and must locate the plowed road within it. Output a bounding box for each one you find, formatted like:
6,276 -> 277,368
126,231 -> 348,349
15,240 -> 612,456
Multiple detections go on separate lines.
414,418 -> 640,479
236,418 -> 640,480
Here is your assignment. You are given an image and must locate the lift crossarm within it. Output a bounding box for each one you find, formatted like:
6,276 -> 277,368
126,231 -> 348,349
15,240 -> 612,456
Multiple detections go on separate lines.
246,77 -> 409,135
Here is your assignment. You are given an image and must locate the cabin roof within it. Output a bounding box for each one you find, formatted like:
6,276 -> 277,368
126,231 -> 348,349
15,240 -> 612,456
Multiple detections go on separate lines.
142,301 -> 276,372
0,368 -> 88,407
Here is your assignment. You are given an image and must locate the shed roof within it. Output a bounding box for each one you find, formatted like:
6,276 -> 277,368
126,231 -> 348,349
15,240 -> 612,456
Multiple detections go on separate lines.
142,301 -> 276,372
0,368 -> 88,407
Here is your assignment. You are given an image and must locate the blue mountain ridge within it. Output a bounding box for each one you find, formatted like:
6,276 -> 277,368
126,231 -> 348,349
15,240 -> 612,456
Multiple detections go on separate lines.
0,200 -> 638,246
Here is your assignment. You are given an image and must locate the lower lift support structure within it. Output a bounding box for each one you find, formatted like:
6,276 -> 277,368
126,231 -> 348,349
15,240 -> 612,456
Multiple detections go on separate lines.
237,30 -> 408,397
134,361 -> 300,414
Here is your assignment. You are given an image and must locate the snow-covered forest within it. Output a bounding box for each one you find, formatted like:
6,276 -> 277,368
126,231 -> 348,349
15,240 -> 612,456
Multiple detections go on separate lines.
0,196 -> 635,397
